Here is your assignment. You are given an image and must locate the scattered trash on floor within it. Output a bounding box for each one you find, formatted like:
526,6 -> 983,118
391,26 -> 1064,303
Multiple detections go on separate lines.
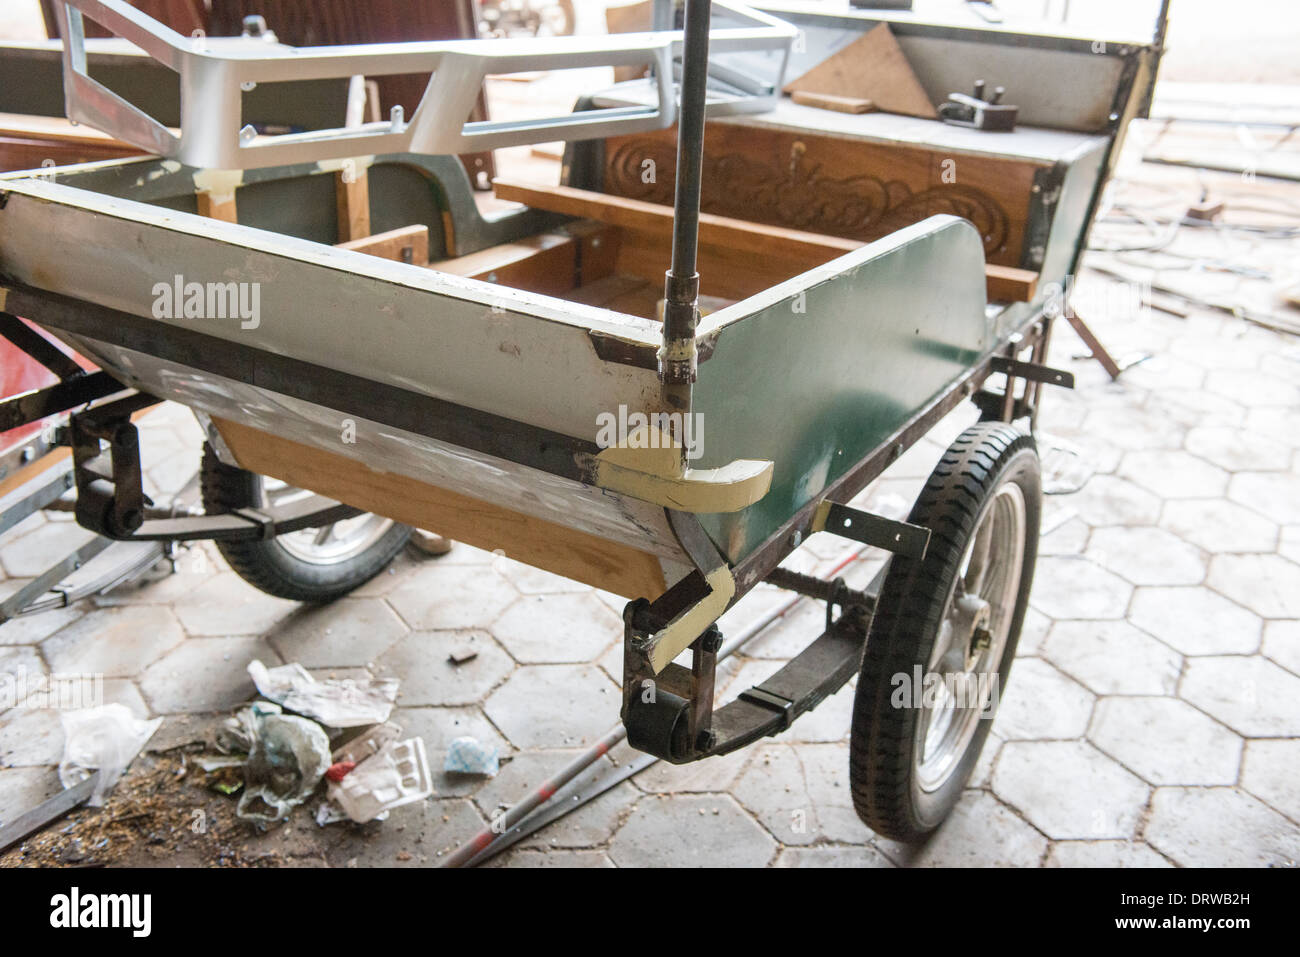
234,703 -> 332,826
328,737 -> 434,823
247,660 -> 399,727
58,704 -> 163,806
444,736 -> 500,777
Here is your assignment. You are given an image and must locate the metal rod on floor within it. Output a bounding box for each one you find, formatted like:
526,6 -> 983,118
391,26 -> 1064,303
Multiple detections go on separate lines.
448,545 -> 876,867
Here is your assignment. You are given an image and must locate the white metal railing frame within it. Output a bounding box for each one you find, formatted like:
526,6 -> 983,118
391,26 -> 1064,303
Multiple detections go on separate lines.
53,0 -> 796,170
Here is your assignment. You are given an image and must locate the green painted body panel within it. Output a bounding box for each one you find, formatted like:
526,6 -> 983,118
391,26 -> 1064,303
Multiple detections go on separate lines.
693,215 -> 991,564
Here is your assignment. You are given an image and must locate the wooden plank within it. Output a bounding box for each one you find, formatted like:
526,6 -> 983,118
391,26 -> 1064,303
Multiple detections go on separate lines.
335,168 -> 371,242
337,224 -> 430,265
495,179 -> 1038,304
195,190 -> 237,223
494,180 -> 859,266
784,23 -> 937,120
431,232 -> 579,298
789,91 -> 876,114
984,264 -> 1039,303
212,418 -> 668,599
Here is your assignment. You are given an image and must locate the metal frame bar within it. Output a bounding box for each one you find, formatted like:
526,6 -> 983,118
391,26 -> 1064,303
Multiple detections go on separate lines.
52,0 -> 795,170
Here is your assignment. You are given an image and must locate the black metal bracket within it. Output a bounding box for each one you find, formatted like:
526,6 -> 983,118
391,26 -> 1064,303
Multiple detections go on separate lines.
67,392 -> 361,543
990,355 -> 1075,389
819,502 -> 930,560
70,392 -> 160,537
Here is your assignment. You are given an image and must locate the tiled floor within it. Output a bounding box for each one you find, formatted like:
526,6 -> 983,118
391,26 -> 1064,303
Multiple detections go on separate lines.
2,144 -> 1299,866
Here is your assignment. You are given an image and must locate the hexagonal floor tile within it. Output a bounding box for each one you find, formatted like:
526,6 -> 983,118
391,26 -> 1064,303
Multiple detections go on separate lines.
1179,655 -> 1300,737
993,658 -> 1095,740
992,740 -> 1148,839
0,605 -> 83,647
1031,557 -> 1134,620
1281,525 -> 1300,565
1261,620 -> 1300,676
1228,471 -> 1300,526
1145,787 -> 1300,867
138,637 -> 279,713
490,592 -> 620,663
1045,840 -> 1171,867
1017,607 -> 1051,656
1244,407 -> 1300,448
0,645 -> 46,680
1042,620 -> 1181,694
1117,449 -> 1228,500
775,845 -> 894,867
1064,475 -> 1162,527
1089,696 -> 1241,785
1038,515 -> 1090,557
0,765 -> 62,825
874,790 -> 1047,867
1207,554 -> 1300,618
609,793 -> 775,867
0,708 -> 64,767
1151,389 -> 1246,431
41,606 -> 185,677
388,566 -> 518,631
267,598 -> 408,668
484,664 -> 617,749
170,573 -> 298,637
729,742 -> 869,846
1185,427 -> 1291,473
376,631 -> 513,707
1240,739 -> 1299,821
1085,527 -> 1206,586
1205,368 -> 1300,408
0,522 -> 97,579
1168,333 -> 1259,370
1128,586 -> 1260,656
1084,407 -> 1185,451
1161,499 -> 1279,554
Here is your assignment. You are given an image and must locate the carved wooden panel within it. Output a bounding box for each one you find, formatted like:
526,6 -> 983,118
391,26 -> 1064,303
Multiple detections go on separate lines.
602,122 -> 1040,267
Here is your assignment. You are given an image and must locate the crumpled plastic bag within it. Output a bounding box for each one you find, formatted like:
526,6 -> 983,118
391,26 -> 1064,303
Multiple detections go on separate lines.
247,660 -> 398,728
235,705 -> 332,827
58,704 -> 163,807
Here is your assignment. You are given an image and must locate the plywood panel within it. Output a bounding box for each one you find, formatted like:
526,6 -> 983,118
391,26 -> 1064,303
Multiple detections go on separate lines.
213,417 -> 668,599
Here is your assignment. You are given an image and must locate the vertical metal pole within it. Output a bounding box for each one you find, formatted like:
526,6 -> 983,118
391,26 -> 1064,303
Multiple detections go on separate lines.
660,0 -> 712,415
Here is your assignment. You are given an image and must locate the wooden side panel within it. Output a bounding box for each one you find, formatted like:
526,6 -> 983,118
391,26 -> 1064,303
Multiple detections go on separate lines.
213,418 -> 668,600
338,225 -> 430,265
602,123 -> 1041,267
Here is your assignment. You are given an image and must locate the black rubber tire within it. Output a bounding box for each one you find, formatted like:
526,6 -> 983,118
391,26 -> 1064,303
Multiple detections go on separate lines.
199,443 -> 411,602
849,422 -> 1040,841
